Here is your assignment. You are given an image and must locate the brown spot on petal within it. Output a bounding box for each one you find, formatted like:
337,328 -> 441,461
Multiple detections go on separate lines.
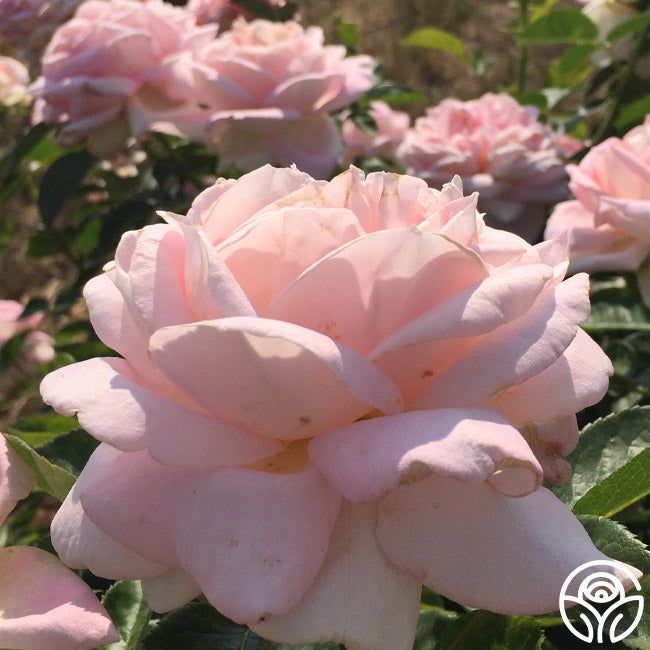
420,369 -> 434,378
243,439 -> 310,475
299,416 -> 312,425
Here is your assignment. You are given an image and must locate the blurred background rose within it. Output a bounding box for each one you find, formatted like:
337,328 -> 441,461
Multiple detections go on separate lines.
397,93 -> 576,241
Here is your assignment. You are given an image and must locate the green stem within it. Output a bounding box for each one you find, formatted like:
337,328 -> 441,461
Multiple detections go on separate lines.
593,25 -> 649,144
518,0 -> 530,93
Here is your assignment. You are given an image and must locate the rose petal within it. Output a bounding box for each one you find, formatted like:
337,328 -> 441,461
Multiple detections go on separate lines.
483,329 -> 613,423
310,408 -> 542,502
41,357 -> 281,464
411,273 -> 591,409
0,434 -> 34,525
150,317 -> 403,440
253,502 -> 420,650
79,445 -> 342,624
377,477 -> 638,615
0,546 -> 118,650
218,206 -> 364,312
268,229 -> 487,354
141,569 -> 202,613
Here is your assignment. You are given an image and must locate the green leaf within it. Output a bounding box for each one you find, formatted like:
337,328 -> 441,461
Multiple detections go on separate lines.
0,331 -> 27,370
607,11 -> 650,42
141,602 -> 261,650
435,610 -> 543,649
552,407 -> 650,515
3,433 -> 75,502
548,44 -> 596,87
26,229 -> 69,258
583,282 -> 650,332
520,8 -> 598,44
38,151 -> 95,226
75,215 -> 102,256
530,0 -> 562,23
364,81 -> 425,106
39,429 -> 99,476
615,93 -> 650,131
579,516 -> 650,648
400,28 -> 470,64
413,606 -> 458,650
7,413 -> 79,447
335,17 -> 360,51
100,581 -> 151,650
512,91 -> 548,112
573,448 -> 650,518
1,122 -> 49,180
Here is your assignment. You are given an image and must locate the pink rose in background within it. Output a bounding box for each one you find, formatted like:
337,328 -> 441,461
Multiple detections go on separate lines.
23,330 -> 56,364
40,164 -> 626,650
341,101 -> 410,163
0,435 -> 118,650
397,93 -> 574,241
0,300 -> 55,362
0,0 -> 82,54
167,19 -> 374,177
31,0 -> 216,157
546,117 -> 650,302
0,56 -> 30,106
0,300 -> 43,347
188,0 -> 287,31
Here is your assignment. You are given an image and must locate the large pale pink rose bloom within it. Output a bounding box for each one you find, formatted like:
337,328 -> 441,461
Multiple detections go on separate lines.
0,300 -> 43,347
546,117 -> 650,303
188,0 -> 286,31
0,56 -> 30,106
0,0 -> 82,53
342,101 -> 410,163
398,93 -> 576,241
0,435 -> 119,650
41,165 -> 630,649
167,19 -> 374,177
31,0 -> 216,157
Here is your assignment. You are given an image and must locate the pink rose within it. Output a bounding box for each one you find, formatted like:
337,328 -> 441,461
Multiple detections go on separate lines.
23,330 -> 56,364
0,435 -> 118,650
0,300 -> 43,347
546,117 -> 650,302
188,0 -> 287,31
397,93 -> 573,241
42,165 -> 627,649
341,100 -> 410,163
31,0 -> 216,157
167,18 -> 374,177
0,56 -> 30,106
0,0 -> 82,53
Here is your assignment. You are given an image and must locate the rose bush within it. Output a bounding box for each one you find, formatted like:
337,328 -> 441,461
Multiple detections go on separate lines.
342,100 -> 410,163
39,164 -> 636,649
545,116 -> 650,303
397,93 -> 577,241
0,435 -> 118,650
31,0 -> 216,156
175,18 -> 374,177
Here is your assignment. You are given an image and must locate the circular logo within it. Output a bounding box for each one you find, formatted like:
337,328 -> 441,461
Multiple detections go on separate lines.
559,560 -> 644,644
